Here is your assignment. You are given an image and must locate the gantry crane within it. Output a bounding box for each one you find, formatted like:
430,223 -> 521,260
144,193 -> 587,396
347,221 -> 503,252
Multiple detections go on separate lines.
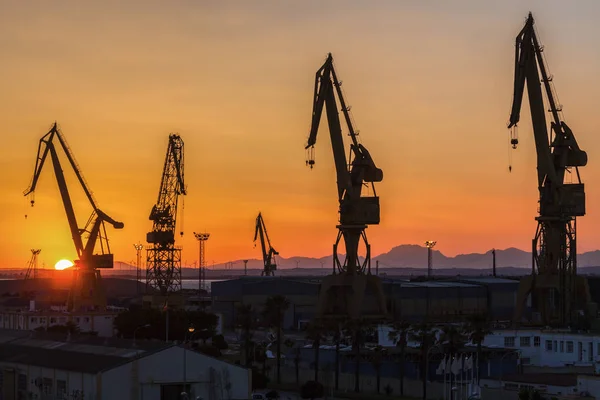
305,53 -> 388,321
146,134 -> 186,295
254,213 -> 278,276
24,123 -> 124,311
24,249 -> 41,280
508,13 -> 591,327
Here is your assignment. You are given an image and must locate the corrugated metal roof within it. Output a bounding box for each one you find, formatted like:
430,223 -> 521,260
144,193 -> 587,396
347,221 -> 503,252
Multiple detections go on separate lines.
0,328 -> 171,373
0,343 -> 129,373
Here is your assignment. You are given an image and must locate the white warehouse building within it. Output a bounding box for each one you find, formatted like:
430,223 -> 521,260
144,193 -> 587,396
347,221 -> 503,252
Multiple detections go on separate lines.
483,329 -> 600,368
0,329 -> 251,400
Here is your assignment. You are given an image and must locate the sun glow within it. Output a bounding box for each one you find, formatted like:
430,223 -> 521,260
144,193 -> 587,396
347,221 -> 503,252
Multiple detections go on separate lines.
54,259 -> 74,270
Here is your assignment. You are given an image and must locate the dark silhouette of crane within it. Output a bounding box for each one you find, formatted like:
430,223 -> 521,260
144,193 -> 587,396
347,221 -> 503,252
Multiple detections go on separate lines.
254,212 -> 278,276
146,134 -> 186,295
508,13 -> 591,327
24,249 -> 41,280
305,53 -> 388,321
24,123 -> 124,311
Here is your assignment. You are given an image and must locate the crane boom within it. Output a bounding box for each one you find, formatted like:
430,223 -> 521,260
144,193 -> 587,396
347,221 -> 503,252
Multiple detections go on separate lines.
146,133 -> 186,295
508,13 -> 591,327
305,53 -> 388,321
253,213 -> 278,276
23,123 -> 124,311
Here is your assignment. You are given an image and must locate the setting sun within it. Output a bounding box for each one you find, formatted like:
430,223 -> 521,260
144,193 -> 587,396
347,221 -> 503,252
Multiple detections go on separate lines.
54,259 -> 74,271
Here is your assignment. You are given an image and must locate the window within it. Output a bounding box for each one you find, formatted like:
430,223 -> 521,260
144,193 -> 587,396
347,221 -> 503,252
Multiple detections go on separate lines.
567,341 -> 574,353
520,337 -> 531,347
30,317 -> 37,324
84,317 -> 90,323
40,317 -> 46,323
560,341 -> 564,352
50,317 -> 56,323
546,340 -> 552,351
534,336 -> 540,347
597,343 -> 600,356
504,337 -> 515,347
554,340 -> 558,352
59,317 -> 66,324
75,317 -> 80,323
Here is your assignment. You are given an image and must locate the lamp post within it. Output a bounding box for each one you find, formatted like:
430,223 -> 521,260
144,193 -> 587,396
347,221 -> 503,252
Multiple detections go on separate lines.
133,243 -> 144,294
133,324 -> 151,347
182,325 -> 198,399
425,241 -> 437,278
193,232 -> 210,296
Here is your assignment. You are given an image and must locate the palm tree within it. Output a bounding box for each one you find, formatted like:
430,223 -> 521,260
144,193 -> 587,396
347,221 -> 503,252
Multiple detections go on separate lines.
263,295 -> 291,384
306,321 -> 326,382
329,321 -> 343,390
372,345 -> 385,394
388,320 -> 410,396
236,303 -> 255,368
410,323 -> 437,400
344,319 -> 366,393
293,347 -> 301,385
465,313 -> 492,384
439,324 -> 466,355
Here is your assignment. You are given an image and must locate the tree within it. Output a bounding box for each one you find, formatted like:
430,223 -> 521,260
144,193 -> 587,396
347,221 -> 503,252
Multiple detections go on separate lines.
344,319 -> 366,393
439,324 -> 466,355
212,334 -> 228,350
388,320 -> 410,396
293,347 -> 301,385
327,320 -> 344,390
410,323 -> 438,400
236,303 -> 256,368
113,308 -> 218,342
465,313 -> 492,384
372,345 -> 385,394
306,321 -> 326,383
263,295 -> 291,384
300,381 -> 324,400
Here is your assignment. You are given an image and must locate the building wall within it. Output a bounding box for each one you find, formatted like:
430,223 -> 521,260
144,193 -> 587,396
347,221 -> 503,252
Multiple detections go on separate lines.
578,375 -> 600,397
101,346 -> 251,400
0,363 -> 97,400
483,331 -> 600,367
0,312 -> 115,337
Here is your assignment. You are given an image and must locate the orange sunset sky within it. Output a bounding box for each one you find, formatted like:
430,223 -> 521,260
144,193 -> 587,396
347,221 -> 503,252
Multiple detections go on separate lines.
1,1 -> 600,269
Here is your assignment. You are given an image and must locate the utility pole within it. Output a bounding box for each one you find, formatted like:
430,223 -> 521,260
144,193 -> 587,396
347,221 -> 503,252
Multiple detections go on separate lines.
492,249 -> 497,277
133,243 -> 144,294
193,232 -> 210,294
425,241 -> 437,279
376,260 -> 379,276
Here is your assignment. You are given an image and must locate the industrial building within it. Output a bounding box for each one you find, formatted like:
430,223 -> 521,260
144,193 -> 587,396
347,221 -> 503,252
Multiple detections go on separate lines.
483,329 -> 600,368
0,329 -> 251,400
211,275 -> 520,329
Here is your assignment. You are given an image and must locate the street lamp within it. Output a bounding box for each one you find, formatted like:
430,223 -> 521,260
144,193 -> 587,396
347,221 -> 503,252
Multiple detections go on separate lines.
133,324 -> 151,347
133,243 -> 144,294
183,325 -> 197,398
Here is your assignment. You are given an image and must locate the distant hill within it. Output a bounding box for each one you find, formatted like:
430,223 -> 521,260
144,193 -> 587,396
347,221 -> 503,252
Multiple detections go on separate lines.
114,244 -> 600,272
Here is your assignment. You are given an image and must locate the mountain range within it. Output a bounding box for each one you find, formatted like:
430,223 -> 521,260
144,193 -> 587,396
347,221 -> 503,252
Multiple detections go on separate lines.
118,244 -> 600,271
